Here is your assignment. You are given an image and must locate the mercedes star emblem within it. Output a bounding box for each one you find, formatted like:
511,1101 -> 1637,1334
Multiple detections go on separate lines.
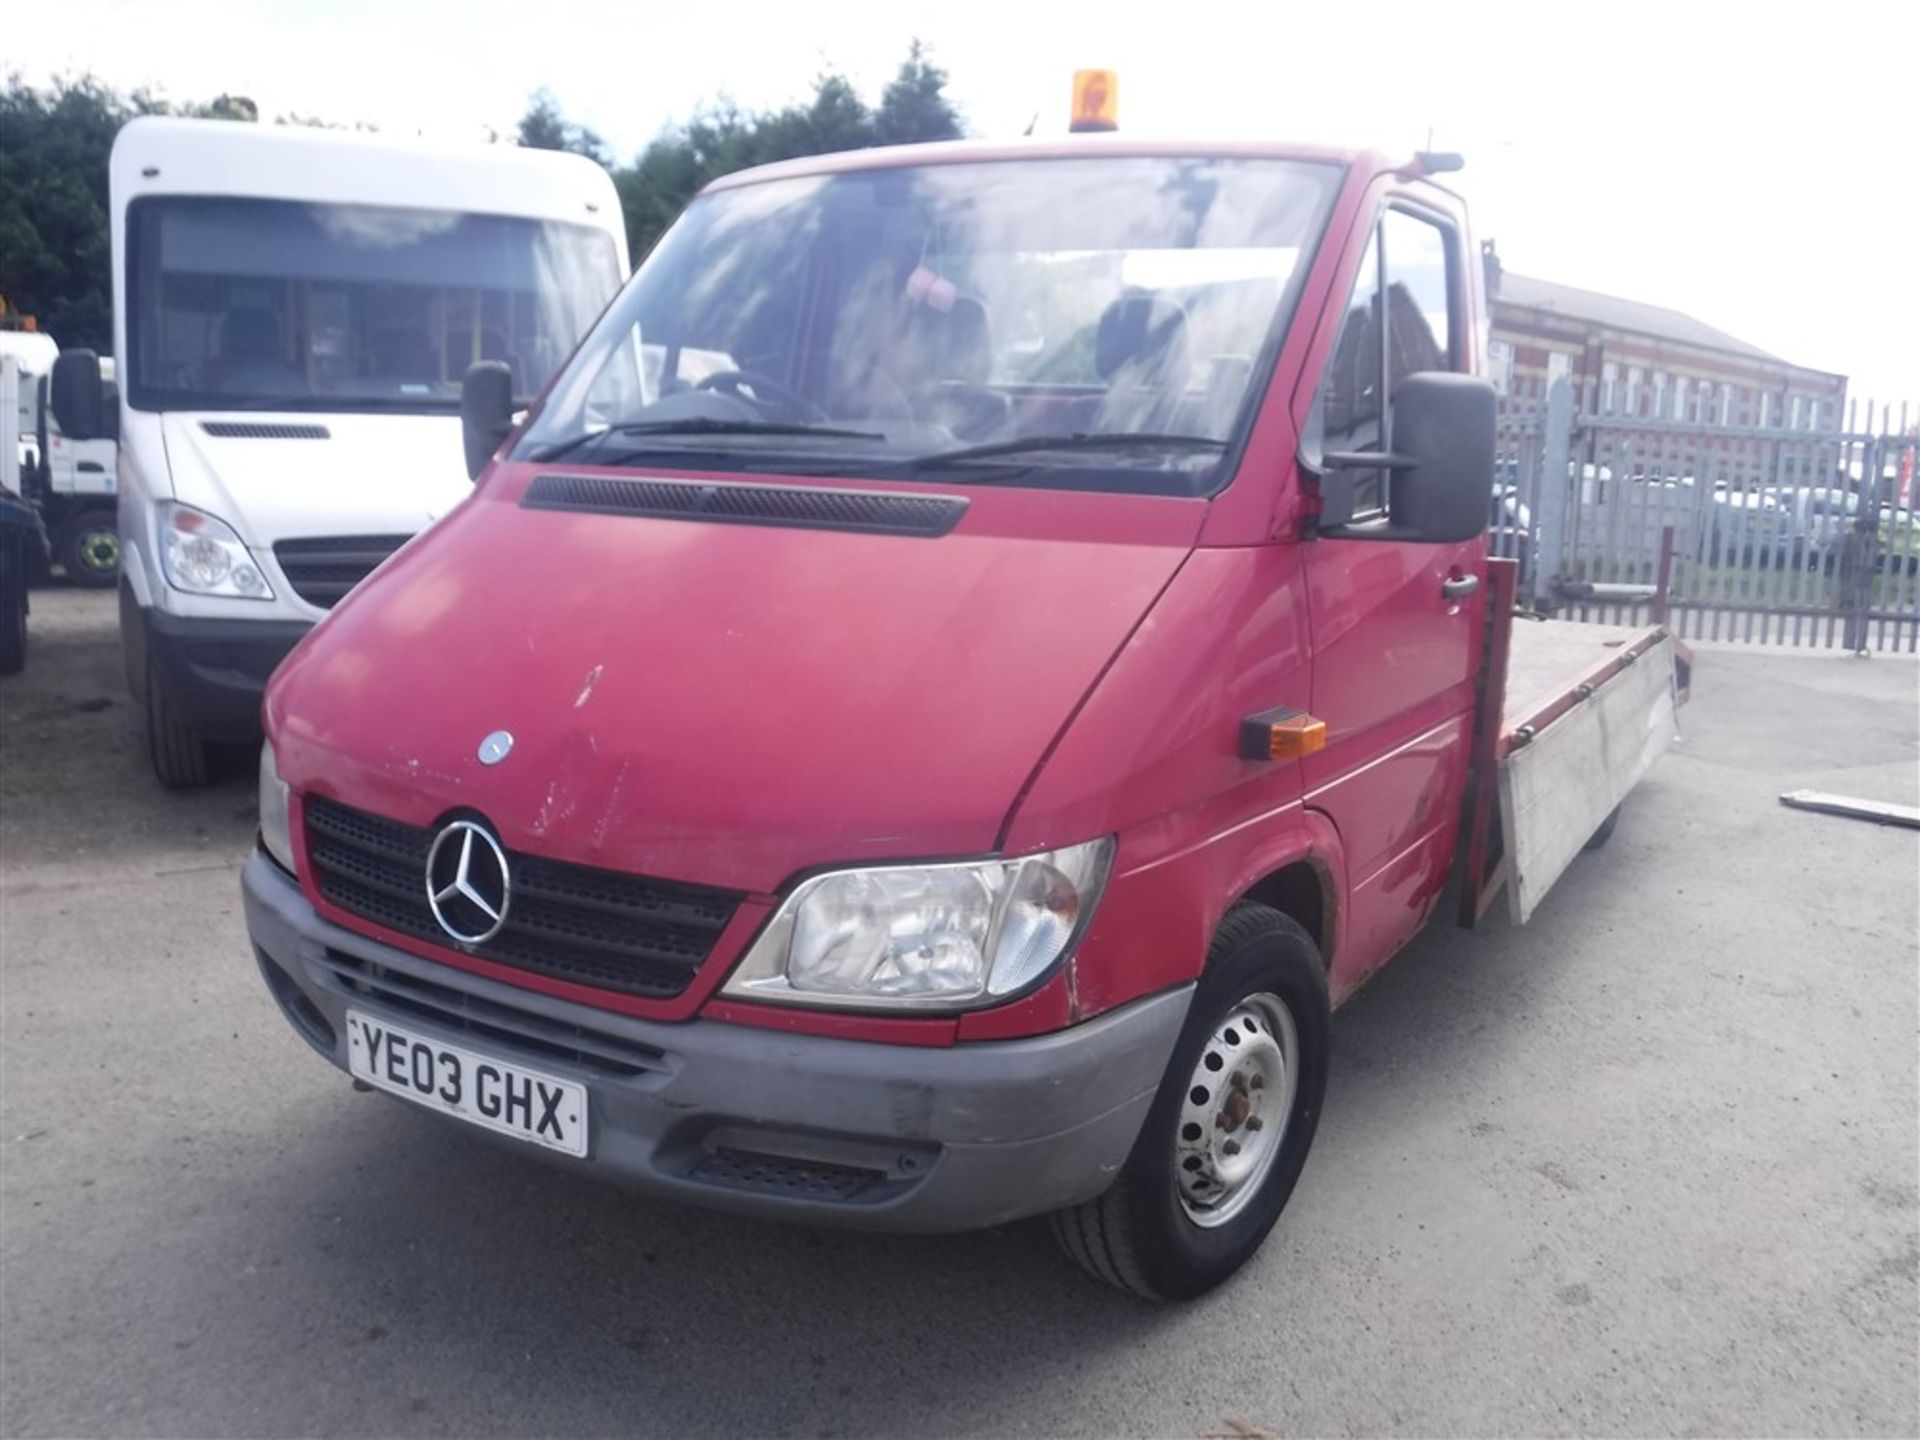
478,730 -> 514,765
425,819 -> 512,945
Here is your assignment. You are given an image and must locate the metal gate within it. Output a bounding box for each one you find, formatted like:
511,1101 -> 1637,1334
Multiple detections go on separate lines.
1494,381 -> 1920,651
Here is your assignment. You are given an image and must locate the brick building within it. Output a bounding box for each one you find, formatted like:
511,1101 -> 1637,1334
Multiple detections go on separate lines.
1484,247 -> 1848,432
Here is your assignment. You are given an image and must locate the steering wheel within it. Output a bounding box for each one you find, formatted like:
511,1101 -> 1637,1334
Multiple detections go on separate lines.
695,369 -> 828,422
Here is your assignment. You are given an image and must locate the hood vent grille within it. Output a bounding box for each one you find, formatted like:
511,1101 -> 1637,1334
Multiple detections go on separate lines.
523,473 -> 966,538
201,422 -> 331,440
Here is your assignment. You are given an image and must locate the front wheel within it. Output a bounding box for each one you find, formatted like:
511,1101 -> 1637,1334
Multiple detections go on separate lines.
146,657 -> 212,788
1050,903 -> 1330,1300
58,511 -> 120,588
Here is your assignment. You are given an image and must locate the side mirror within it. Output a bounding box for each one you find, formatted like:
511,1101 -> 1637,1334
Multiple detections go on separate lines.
460,360 -> 515,481
1384,373 -> 1496,543
50,350 -> 104,442
1317,372 -> 1496,543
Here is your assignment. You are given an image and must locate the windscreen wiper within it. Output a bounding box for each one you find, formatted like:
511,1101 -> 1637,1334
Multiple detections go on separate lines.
532,417 -> 885,464
905,431 -> 1228,476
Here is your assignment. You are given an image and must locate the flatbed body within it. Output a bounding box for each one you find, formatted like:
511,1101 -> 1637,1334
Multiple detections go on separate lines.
1463,559 -> 1688,925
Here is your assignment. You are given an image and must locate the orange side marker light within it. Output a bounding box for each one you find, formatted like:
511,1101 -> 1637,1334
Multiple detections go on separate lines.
1239,709 -> 1327,761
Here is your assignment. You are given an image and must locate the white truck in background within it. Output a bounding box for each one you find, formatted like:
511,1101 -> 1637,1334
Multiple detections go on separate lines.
48,116 -> 630,787
35,356 -> 122,587
2,328 -> 59,491
0,329 -> 120,587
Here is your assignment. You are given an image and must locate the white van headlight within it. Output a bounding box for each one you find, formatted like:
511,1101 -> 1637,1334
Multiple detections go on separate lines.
160,502 -> 274,599
258,740 -> 295,875
721,839 -> 1114,1011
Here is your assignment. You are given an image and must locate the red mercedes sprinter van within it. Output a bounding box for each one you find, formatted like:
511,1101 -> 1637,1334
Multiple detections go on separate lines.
244,138 -> 1678,1298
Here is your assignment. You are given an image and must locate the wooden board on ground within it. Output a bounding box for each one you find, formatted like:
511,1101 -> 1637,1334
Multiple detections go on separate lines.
1500,631 -> 1680,924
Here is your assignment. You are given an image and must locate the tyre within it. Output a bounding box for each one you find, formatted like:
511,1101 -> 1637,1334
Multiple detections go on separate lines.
59,511 -> 121,588
146,656 -> 211,788
0,542 -> 26,676
1050,903 -> 1331,1301
1583,803 -> 1622,852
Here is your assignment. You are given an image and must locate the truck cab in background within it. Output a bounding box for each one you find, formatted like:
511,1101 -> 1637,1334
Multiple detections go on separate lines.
32,358 -> 122,588
2,328 -> 60,496
50,117 -> 628,787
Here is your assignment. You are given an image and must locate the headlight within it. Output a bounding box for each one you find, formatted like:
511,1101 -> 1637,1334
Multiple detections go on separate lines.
160,502 -> 273,599
722,838 -> 1114,1011
258,740 -> 295,875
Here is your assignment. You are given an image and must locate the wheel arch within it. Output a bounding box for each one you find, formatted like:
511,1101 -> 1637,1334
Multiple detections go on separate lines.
1215,808 -> 1347,974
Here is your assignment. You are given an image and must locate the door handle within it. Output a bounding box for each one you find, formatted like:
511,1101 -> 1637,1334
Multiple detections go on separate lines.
1441,573 -> 1480,601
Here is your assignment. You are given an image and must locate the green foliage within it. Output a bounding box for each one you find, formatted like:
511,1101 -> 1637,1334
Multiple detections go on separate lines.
873,40 -> 963,148
515,88 -> 610,168
188,94 -> 259,123
0,75 -> 126,350
1,43 -> 964,352
608,40 -> 965,258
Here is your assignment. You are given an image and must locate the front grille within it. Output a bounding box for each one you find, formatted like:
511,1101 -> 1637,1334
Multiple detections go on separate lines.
273,534 -> 412,608
524,473 -> 967,538
313,949 -> 666,1078
304,796 -> 741,1000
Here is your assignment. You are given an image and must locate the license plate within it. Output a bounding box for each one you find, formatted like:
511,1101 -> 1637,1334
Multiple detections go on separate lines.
345,1010 -> 587,1157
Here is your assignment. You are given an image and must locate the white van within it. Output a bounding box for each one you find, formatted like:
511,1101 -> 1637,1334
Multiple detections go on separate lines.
50,117 -> 628,785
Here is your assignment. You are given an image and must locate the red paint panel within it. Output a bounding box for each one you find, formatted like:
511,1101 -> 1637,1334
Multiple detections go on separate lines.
1307,710 -> 1474,889
1060,802 -> 1346,1019
1331,813 -> 1459,1000
1004,545 -> 1313,859
1300,544 -> 1481,985
268,466 -> 1202,897
954,975 -> 1073,1041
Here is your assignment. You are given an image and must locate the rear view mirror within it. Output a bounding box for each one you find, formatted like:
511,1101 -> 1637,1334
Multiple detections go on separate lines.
1386,373 -> 1496,543
460,361 -> 515,481
50,350 -> 104,442
1317,372 -> 1496,544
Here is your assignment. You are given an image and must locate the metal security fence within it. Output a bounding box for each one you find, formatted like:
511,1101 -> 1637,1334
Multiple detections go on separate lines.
1494,380 -> 1920,651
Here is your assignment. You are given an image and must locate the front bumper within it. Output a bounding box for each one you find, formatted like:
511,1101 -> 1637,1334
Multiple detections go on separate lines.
242,853 -> 1191,1232
127,593 -> 310,744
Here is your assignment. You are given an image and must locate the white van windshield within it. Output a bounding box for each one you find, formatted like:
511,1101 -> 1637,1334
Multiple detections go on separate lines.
516,156 -> 1342,496
126,197 -> 621,413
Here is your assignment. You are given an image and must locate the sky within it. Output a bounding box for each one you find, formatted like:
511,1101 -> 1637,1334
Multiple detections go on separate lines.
11,0 -> 1920,407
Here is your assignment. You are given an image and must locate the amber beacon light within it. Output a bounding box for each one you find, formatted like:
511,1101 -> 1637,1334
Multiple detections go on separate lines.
1070,70 -> 1119,132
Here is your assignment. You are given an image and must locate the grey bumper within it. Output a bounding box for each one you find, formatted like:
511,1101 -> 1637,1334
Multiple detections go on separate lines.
242,853 -> 1191,1232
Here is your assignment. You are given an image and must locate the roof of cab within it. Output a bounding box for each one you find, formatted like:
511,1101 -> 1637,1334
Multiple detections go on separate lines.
702,135 -> 1392,194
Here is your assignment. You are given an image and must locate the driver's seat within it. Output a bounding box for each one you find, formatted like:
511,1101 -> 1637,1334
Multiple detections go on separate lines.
1091,293 -> 1193,434
910,298 -> 1009,441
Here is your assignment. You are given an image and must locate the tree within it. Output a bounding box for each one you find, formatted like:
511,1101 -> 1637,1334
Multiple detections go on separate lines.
614,41 -> 965,259
516,89 -> 610,168
0,47 -> 968,354
0,76 -> 127,350
873,41 -> 963,148
190,93 -> 259,123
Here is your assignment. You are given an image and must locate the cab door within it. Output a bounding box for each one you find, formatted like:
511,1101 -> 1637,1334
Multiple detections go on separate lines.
1299,200 -> 1485,994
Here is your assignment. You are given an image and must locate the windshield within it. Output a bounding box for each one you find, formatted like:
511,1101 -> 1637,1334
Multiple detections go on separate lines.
517,156 -> 1342,495
126,197 -> 620,413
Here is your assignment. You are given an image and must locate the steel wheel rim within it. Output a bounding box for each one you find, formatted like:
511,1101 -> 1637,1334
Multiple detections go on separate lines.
1175,991 -> 1298,1228
78,530 -> 119,572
